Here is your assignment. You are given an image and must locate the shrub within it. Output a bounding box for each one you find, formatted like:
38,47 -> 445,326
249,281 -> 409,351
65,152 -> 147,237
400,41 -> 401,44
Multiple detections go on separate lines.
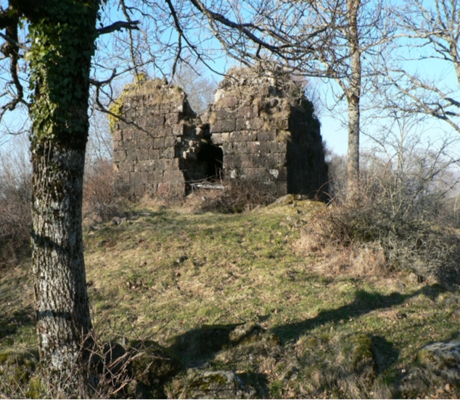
197,178 -> 279,213
303,142 -> 460,284
83,159 -> 119,222
0,147 -> 32,268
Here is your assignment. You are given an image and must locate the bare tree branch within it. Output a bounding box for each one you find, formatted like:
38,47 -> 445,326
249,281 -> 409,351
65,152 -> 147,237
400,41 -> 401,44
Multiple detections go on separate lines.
97,20 -> 140,36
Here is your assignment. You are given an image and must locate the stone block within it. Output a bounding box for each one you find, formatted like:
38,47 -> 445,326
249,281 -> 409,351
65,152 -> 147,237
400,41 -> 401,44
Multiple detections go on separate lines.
151,170 -> 164,183
132,182 -> 146,198
211,133 -> 230,144
166,112 -> 181,125
224,155 -> 241,169
234,142 -> 248,154
172,124 -> 185,136
145,183 -> 158,197
157,182 -> 183,197
241,159 -> 256,168
222,142 -> 235,155
162,170 -> 185,189
246,117 -> 264,130
258,130 -> 276,141
137,148 -> 149,161
124,139 -> 137,150
123,129 -> 135,140
223,96 -> 239,109
154,137 -> 165,149
235,118 -> 248,131
112,130 -> 123,141
161,147 -> 175,159
165,136 -> 176,147
119,162 -> 134,173
215,109 -> 232,120
229,131 -> 244,142
127,149 -> 138,162
113,150 -> 127,163
154,159 -> 165,170
247,141 -> 261,153
117,172 -> 130,183
211,119 -> 235,133
269,141 -> 287,153
244,168 -> 268,180
241,106 -> 259,119
165,158 -> 181,169
139,171 -> 150,183
148,149 -> 160,160
163,126 -> 173,137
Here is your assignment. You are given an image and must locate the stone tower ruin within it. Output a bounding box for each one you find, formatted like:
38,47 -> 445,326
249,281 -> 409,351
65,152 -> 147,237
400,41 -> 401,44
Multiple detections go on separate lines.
111,68 -> 329,200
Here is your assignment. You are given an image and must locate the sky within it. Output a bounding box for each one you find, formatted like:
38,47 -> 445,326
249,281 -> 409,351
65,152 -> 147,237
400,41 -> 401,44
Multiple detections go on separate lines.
1,0 -> 459,163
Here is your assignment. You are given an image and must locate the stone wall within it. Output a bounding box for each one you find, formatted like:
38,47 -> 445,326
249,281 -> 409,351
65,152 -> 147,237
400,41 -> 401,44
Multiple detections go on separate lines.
207,67 -> 328,197
112,78 -> 198,198
112,69 -> 329,200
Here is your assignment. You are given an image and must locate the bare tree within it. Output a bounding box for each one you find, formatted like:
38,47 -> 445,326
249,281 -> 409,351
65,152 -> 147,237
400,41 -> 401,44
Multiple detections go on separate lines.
187,0 -> 395,201
172,62 -> 217,114
379,0 -> 460,133
0,0 -> 330,395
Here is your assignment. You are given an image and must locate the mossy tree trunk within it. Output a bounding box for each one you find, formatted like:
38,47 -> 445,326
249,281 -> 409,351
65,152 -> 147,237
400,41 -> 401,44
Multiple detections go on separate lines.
25,0 -> 100,396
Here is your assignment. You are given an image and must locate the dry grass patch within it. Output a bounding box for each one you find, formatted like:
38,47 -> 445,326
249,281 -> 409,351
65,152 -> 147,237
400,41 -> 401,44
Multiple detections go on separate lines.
2,198 -> 460,398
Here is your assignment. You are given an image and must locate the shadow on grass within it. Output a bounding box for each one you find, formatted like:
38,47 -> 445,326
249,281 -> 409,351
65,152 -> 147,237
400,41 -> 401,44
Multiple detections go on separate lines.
272,284 -> 447,342
0,307 -> 35,347
165,283 -> 447,397
169,323 -> 272,396
371,335 -> 400,374
169,285 -> 447,363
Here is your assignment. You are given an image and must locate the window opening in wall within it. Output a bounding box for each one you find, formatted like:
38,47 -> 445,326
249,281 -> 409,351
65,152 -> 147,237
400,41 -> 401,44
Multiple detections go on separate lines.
197,138 -> 224,181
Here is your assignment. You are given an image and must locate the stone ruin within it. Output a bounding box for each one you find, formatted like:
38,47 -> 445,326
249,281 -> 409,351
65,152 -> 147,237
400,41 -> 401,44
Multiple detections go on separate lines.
111,67 -> 329,200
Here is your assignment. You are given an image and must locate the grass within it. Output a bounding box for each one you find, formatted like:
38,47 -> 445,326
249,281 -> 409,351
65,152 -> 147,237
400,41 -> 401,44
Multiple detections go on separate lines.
1,197 -> 460,398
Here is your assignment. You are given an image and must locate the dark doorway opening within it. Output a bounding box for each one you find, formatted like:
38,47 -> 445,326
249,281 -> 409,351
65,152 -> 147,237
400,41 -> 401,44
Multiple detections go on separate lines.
197,139 -> 224,180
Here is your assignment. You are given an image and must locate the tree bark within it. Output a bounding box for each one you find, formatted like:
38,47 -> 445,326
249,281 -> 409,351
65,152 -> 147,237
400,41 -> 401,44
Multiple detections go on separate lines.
346,0 -> 362,203
27,0 -> 100,396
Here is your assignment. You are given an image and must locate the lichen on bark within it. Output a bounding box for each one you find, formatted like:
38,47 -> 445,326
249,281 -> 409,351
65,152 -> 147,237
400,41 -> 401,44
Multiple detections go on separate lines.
26,0 -> 100,396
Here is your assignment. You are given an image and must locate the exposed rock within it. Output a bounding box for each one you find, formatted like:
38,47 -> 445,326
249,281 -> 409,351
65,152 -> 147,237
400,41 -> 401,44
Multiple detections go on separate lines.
417,341 -> 460,382
175,370 -> 257,399
400,341 -> 460,397
127,339 -> 181,398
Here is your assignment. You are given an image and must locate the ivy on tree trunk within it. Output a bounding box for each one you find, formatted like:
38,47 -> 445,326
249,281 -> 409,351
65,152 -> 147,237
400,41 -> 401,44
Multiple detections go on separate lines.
26,0 -> 99,396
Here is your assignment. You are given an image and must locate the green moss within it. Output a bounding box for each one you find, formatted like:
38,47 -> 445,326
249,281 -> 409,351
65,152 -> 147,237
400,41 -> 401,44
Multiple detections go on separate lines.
128,339 -> 180,387
26,375 -> 45,399
108,98 -> 123,132
189,373 -> 229,391
349,334 -> 374,369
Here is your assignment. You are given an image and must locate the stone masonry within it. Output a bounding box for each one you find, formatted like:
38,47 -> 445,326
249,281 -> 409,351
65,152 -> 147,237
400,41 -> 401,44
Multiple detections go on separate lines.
111,68 -> 329,200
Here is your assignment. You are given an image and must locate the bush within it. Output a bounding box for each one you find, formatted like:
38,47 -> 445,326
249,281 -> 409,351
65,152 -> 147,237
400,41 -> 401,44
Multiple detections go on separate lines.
0,147 -> 32,268
83,158 -> 119,222
197,178 -> 279,213
304,140 -> 460,284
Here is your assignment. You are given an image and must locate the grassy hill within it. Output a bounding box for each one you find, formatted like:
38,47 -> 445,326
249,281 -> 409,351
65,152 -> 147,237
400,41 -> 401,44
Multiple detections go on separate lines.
1,196 -> 459,398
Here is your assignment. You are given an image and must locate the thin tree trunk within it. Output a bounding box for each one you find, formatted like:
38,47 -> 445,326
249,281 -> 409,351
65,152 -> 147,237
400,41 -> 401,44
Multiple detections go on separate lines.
28,1 -> 99,396
346,0 -> 362,203
347,93 -> 360,201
